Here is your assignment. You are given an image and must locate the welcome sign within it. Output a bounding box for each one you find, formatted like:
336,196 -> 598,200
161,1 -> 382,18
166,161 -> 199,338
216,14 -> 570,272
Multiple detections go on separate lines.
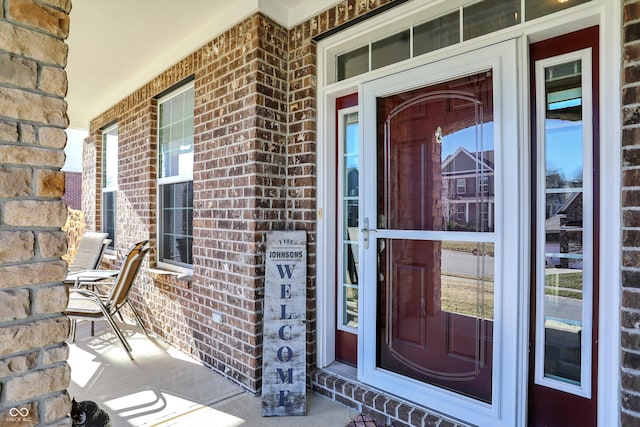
261,230 -> 307,417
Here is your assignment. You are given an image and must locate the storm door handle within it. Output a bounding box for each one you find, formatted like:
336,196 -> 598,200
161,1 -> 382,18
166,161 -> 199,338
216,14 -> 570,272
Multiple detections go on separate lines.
361,217 -> 377,249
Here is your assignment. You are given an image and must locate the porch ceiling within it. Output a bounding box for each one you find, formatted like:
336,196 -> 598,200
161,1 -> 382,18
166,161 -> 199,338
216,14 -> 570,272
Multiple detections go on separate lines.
66,0 -> 340,130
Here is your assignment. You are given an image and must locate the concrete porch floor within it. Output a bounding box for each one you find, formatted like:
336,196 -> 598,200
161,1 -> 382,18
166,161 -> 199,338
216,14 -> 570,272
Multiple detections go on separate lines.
67,320 -> 359,427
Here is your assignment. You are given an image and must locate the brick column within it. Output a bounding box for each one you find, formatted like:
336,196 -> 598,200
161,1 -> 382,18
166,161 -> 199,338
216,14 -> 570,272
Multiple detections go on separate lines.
622,1 -> 640,425
0,1 -> 73,425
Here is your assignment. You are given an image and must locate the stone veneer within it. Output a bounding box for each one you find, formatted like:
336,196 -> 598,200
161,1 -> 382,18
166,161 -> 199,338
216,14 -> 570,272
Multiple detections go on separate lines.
0,0 -> 72,426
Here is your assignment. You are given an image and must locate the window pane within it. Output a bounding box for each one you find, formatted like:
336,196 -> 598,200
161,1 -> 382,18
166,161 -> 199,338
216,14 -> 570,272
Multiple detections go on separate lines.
371,30 -> 410,71
414,11 -> 460,56
103,190 -> 116,249
463,0 -> 520,41
377,239 -> 494,402
102,125 -> 118,247
337,45 -> 369,81
342,283 -> 358,328
159,86 -> 194,179
540,58 -> 586,387
160,180 -> 193,265
526,0 -> 591,21
340,111 -> 359,330
102,126 -> 118,189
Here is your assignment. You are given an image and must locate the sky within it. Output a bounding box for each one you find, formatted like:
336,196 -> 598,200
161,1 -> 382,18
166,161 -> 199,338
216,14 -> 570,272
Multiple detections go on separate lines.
62,128 -> 87,172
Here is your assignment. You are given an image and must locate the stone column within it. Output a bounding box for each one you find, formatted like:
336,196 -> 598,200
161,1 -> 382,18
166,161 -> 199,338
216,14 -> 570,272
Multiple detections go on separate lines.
0,1 -> 73,425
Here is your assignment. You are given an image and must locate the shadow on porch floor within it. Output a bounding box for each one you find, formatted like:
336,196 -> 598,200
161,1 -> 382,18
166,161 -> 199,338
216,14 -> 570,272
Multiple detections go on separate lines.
67,320 -> 359,426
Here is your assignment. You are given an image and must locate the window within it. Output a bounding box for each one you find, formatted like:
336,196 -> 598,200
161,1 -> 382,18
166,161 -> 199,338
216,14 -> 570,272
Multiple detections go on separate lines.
457,178 -> 466,194
102,125 -> 118,249
462,0 -> 519,40
158,84 -> 194,268
479,176 -> 489,194
478,202 -> 490,231
371,30 -> 410,71
413,11 -> 460,56
456,203 -> 466,222
333,0 -> 592,83
525,0 -> 591,22
534,50 -> 594,398
339,109 -> 359,332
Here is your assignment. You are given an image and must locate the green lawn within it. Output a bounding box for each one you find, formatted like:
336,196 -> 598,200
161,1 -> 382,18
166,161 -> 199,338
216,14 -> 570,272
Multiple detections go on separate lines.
441,241 -> 495,256
545,271 -> 583,299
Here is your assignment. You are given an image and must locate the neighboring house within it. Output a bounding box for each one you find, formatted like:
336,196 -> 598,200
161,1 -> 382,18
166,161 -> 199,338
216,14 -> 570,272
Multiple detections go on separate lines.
62,171 -> 82,210
442,147 -> 495,232
545,192 -> 584,269
76,1 -> 633,426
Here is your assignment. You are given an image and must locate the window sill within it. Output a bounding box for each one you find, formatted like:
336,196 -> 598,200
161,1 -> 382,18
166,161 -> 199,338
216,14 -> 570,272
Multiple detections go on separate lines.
147,267 -> 193,288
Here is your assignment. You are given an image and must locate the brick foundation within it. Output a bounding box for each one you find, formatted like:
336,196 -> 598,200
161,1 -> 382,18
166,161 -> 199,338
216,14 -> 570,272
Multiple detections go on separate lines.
311,369 -> 465,427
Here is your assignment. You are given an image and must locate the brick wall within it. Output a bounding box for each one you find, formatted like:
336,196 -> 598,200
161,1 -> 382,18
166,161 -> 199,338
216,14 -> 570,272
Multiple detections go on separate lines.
622,1 -> 640,425
84,1 -> 462,424
86,14 -> 290,393
62,171 -> 81,210
0,0 -> 73,425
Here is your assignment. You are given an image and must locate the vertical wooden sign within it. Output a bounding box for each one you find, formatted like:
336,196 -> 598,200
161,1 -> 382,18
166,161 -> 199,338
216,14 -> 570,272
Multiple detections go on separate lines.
261,230 -> 307,417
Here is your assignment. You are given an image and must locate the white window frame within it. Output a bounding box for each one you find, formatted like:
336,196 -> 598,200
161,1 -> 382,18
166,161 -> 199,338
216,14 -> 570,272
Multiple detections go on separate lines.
456,203 -> 466,222
337,106 -> 360,333
315,1 -> 620,426
102,124 -> 118,251
480,175 -> 489,194
457,177 -> 467,194
156,83 -> 194,274
534,48 -> 593,398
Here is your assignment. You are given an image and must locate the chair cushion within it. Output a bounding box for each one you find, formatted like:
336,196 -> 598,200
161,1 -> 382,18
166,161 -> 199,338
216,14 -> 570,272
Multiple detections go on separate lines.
66,295 -> 104,318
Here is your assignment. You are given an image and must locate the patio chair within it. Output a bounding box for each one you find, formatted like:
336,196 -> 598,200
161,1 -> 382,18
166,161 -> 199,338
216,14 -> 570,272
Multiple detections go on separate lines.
68,231 -> 110,273
65,241 -> 150,360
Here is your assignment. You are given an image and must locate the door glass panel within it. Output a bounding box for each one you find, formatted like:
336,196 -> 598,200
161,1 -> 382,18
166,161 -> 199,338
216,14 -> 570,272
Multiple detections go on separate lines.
377,71 -> 494,232
376,71 -> 495,403
537,56 -> 591,391
340,112 -> 359,331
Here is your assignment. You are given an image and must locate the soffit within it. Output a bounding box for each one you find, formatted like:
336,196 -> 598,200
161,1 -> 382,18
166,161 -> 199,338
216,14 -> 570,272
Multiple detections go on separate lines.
66,0 -> 340,129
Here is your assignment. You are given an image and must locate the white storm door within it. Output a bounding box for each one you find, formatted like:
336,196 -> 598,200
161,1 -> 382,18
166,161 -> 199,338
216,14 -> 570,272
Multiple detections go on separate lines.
359,40 -> 520,427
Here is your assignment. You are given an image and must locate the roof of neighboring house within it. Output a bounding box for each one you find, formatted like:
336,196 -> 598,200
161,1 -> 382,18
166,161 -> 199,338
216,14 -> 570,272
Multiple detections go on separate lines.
442,147 -> 494,175
545,192 -> 582,234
